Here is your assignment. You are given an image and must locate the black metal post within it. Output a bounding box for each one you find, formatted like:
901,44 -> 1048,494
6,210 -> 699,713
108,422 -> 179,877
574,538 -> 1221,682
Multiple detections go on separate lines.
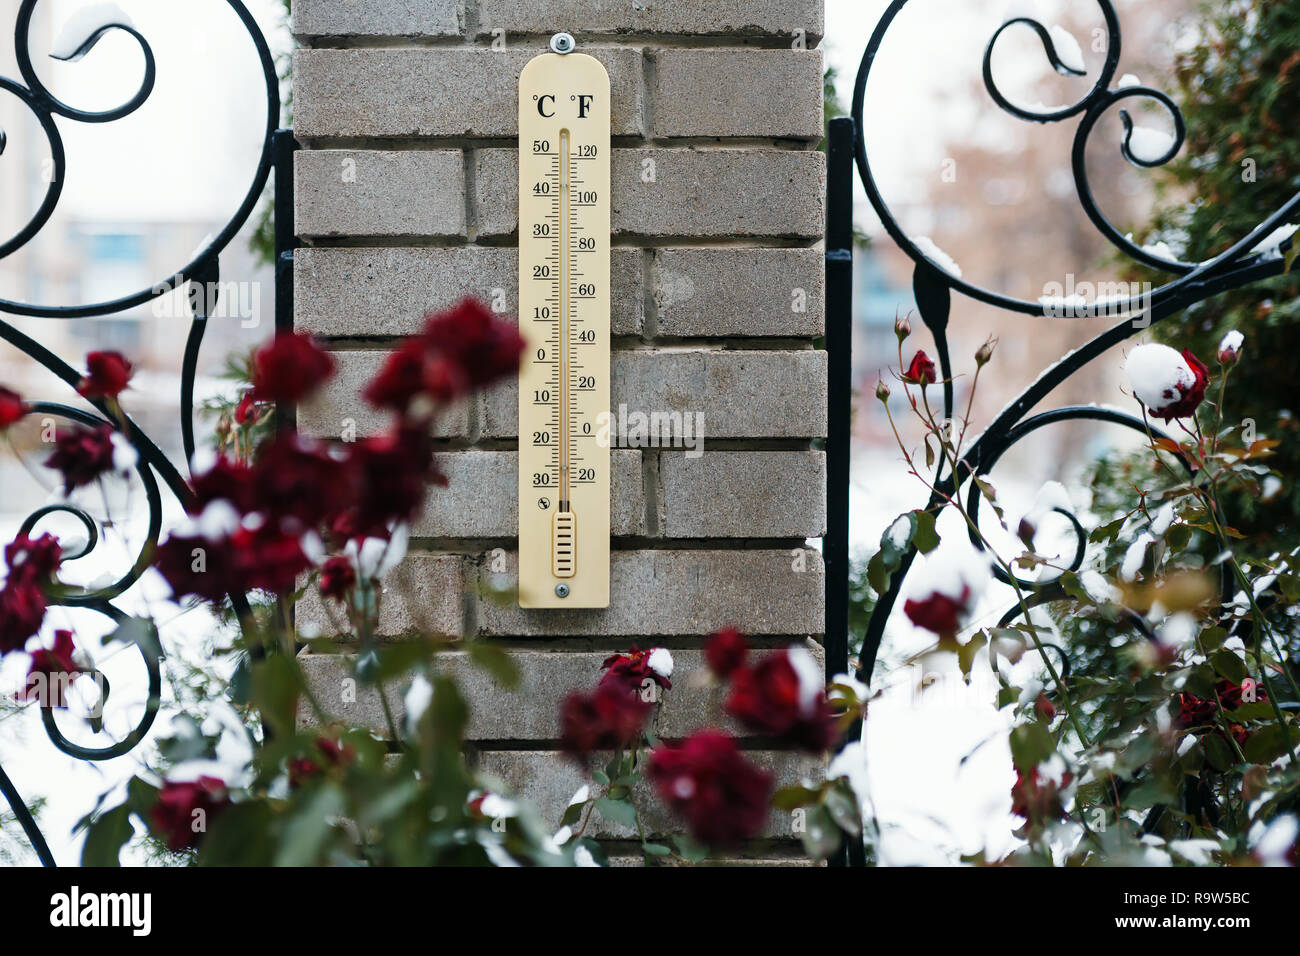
824,116 -> 864,867
272,128 -> 299,434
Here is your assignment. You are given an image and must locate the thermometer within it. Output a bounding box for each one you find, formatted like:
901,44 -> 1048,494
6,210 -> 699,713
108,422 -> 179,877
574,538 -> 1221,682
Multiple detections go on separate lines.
517,34 -> 611,608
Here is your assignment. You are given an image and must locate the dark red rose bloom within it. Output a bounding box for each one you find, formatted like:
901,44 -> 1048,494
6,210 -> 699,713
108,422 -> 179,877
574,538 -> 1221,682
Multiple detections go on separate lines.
234,391 -> 259,425
1150,349 -> 1210,422
901,350 -> 937,386
336,425 -> 443,539
1177,679 -> 1267,729
252,433 -> 359,528
0,533 -> 62,656
1216,678 -> 1265,712
18,630 -> 82,708
363,300 -> 525,416
421,298 -> 526,393
5,533 -> 62,586
43,423 -> 119,493
362,337 -> 436,415
705,628 -> 748,678
149,776 -> 230,851
1011,767 -> 1073,821
904,585 -> 971,636
190,455 -> 256,514
647,730 -> 775,848
77,350 -> 133,400
0,581 -> 48,656
1034,693 -> 1057,721
319,555 -> 356,602
0,387 -> 25,428
231,521 -> 315,595
725,648 -> 837,753
250,332 -> 336,405
600,645 -> 672,693
559,683 -> 653,759
288,736 -> 356,788
154,534 -> 239,604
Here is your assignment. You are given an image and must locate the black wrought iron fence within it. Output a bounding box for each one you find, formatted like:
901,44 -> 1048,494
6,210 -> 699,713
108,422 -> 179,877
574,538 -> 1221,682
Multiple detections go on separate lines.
0,0 -> 287,866
822,0 -> 1299,866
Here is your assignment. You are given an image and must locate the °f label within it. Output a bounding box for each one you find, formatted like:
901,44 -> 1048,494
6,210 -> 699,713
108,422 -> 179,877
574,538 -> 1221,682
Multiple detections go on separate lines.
517,49 -> 611,608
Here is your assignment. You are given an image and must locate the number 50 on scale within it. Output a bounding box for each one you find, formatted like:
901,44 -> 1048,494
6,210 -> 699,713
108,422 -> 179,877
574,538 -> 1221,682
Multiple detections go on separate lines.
517,38 -> 610,608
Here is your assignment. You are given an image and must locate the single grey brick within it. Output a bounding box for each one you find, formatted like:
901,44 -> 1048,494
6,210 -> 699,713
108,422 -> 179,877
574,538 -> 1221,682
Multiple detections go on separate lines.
474,0 -> 824,42
477,549 -> 824,636
413,450 -> 644,537
294,49 -> 644,139
298,640 -> 825,739
652,50 -> 824,139
478,750 -> 823,840
474,149 -> 826,240
652,248 -> 824,337
480,350 -> 828,439
294,247 -> 643,338
296,150 -> 465,240
296,553 -> 466,640
660,451 -> 826,538
298,350 -> 471,439
291,0 -> 462,39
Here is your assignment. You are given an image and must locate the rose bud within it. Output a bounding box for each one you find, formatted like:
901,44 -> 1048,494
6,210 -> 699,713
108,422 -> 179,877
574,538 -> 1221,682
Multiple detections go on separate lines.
875,379 -> 891,402
975,335 -> 997,367
894,315 -> 912,341
77,351 -> 133,400
0,387 -> 25,429
1217,330 -> 1244,365
1123,343 -> 1210,422
901,350 -> 937,386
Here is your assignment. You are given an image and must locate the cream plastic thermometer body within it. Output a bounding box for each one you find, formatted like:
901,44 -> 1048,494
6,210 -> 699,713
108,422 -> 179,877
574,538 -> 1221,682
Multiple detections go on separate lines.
517,39 -> 611,608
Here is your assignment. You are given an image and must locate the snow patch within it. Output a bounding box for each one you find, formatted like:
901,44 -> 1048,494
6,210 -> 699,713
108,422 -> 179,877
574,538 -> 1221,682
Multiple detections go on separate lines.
50,3 -> 135,61
1126,125 -> 1175,163
1124,343 -> 1194,413
1048,25 -> 1086,73
910,236 -> 963,279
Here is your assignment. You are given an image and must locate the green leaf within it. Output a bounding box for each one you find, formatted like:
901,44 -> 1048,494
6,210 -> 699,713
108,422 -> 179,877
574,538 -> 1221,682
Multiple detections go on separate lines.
80,804 -> 133,867
911,510 -> 940,554
1008,722 -> 1054,773
1210,650 -> 1249,684
1243,724 -> 1300,764
467,641 -> 521,689
594,797 -> 638,830
673,834 -> 709,863
771,784 -> 820,812
1203,731 -> 1234,772
274,784 -> 346,867
641,842 -> 671,857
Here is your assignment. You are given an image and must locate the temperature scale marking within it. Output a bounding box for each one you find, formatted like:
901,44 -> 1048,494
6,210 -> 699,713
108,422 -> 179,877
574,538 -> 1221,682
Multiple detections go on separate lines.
518,41 -> 611,608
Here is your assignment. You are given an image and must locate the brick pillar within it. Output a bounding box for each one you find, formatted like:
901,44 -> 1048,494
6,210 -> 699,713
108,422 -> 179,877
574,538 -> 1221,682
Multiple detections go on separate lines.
291,0 -> 827,861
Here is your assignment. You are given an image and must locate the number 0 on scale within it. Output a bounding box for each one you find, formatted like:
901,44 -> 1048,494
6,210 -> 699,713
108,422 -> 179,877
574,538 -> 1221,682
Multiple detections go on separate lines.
518,36 -> 611,608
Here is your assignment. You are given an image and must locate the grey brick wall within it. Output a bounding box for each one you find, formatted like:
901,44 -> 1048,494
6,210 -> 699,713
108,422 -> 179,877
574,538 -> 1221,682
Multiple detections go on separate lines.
291,0 -> 827,851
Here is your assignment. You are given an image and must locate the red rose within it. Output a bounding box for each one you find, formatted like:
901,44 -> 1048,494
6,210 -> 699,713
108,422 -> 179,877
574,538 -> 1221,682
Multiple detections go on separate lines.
5,533 -> 63,585
600,645 -> 672,693
421,298 -> 526,392
250,332 -> 336,405
18,630 -> 82,708
288,736 -> 356,788
0,387 -> 25,428
230,521 -> 316,595
362,300 -> 525,416
319,555 -> 357,602
43,423 -> 119,493
0,581 -> 48,656
1011,767 -> 1072,821
149,776 -> 230,851
901,350 -> 937,385
725,647 -> 837,753
154,533 -> 239,604
705,628 -> 748,678
77,351 -> 133,400
647,730 -> 775,847
559,683 -> 652,759
1153,349 -> 1209,422
336,425 -> 443,539
904,586 -> 970,636
1034,693 -> 1057,721
251,433 -> 359,529
190,455 -> 256,514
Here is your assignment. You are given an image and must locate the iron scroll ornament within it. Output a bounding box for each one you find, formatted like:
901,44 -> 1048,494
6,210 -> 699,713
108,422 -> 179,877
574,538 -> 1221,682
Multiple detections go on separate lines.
0,0 -> 280,866
847,0 -> 1300,687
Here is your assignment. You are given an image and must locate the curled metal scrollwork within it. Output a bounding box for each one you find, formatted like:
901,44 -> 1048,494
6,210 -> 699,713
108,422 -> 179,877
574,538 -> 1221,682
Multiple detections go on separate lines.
0,0 -> 280,866
853,0 -> 1300,683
